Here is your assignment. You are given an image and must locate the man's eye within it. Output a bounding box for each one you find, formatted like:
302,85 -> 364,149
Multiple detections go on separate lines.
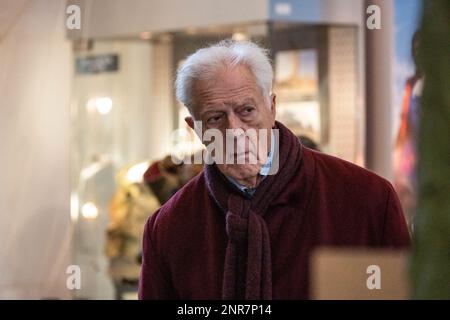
207,115 -> 222,124
241,106 -> 255,115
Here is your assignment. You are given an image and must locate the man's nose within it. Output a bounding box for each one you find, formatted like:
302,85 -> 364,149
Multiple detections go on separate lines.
227,113 -> 245,134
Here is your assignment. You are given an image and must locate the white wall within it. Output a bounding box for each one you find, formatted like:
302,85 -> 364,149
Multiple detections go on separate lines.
71,39 -> 173,299
67,0 -> 269,39
0,0 -> 72,299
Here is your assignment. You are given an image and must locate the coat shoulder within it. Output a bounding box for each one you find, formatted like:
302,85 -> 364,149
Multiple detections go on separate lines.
306,148 -> 393,192
149,171 -> 208,230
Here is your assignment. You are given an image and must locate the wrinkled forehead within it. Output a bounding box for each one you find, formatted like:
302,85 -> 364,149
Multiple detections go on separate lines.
192,65 -> 262,109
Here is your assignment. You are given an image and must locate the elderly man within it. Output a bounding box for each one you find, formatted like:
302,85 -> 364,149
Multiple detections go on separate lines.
138,40 -> 410,300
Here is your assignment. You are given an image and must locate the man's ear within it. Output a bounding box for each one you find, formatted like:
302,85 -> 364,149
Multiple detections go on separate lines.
185,116 -> 194,130
270,94 -> 277,125
185,116 -> 204,141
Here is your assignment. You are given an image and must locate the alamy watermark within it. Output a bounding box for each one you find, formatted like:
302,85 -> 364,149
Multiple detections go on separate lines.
66,265 -> 81,290
366,4 -> 381,30
170,121 -> 280,174
66,4 -> 382,31
66,5 -> 81,30
366,264 -> 381,290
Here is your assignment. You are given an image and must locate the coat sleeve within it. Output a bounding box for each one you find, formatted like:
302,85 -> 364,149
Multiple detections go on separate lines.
138,210 -> 175,299
381,183 -> 411,247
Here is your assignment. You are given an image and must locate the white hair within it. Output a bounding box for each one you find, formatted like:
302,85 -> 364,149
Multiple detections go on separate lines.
175,39 -> 273,114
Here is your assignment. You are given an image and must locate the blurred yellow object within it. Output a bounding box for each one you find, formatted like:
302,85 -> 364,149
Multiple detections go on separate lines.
106,157 -> 203,281
106,162 -> 160,281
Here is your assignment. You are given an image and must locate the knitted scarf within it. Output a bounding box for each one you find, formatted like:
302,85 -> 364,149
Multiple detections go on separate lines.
204,121 -> 303,300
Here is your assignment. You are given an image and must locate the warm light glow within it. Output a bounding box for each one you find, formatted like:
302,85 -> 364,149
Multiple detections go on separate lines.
126,161 -> 150,183
81,202 -> 98,219
87,97 -> 112,115
232,32 -> 248,41
79,154 -> 111,181
95,97 -> 112,114
185,27 -> 197,35
140,31 -> 152,40
80,162 -> 103,180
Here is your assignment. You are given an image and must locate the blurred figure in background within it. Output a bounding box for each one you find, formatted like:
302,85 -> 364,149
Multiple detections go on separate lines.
394,31 -> 423,233
298,135 -> 320,151
106,153 -> 202,298
143,154 -> 203,205
106,165 -> 160,299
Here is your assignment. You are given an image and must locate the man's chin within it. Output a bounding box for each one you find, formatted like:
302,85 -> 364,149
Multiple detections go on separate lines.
217,163 -> 261,181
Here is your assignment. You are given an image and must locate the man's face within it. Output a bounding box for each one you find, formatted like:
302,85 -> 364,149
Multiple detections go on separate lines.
186,64 -> 276,186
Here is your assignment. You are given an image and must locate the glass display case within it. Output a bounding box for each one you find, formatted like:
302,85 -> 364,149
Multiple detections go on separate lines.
70,22 -> 363,299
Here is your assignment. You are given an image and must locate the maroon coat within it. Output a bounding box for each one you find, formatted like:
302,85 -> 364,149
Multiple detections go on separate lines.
139,140 -> 410,299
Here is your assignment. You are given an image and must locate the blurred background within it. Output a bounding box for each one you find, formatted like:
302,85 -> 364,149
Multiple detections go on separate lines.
0,0 -> 448,299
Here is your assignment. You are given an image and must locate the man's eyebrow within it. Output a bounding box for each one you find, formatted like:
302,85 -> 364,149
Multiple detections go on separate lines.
237,98 -> 257,106
199,107 -> 225,118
